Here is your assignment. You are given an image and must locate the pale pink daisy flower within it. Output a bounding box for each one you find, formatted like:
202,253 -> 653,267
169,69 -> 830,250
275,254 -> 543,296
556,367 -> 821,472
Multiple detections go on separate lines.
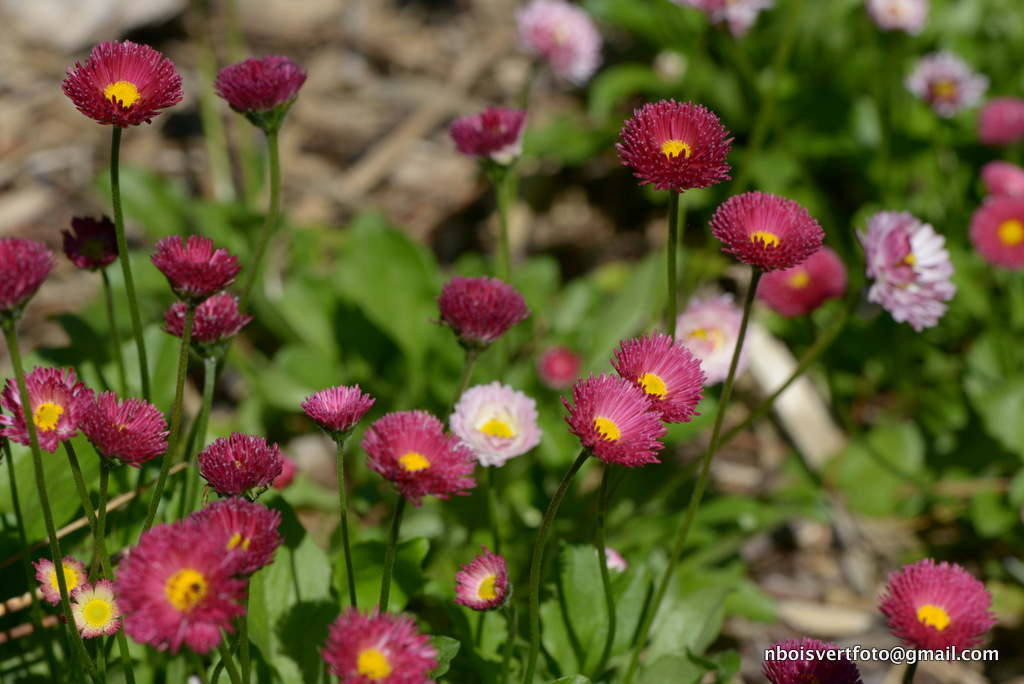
454,546 -> 510,611
866,0 -> 929,35
756,246 -> 848,318
321,608 -> 438,682
450,107 -> 528,166
71,579 -> 123,638
978,97 -> 1024,146
671,0 -> 774,37
450,381 -> 542,467
301,385 -> 376,443
537,345 -> 582,389
980,161 -> 1024,198
33,555 -> 87,605
516,0 -> 602,85
906,51 -> 988,118
0,367 -> 94,454
763,637 -> 863,684
605,547 -> 628,573
611,333 -> 705,423
970,195 -> 1024,269
675,296 -> 749,385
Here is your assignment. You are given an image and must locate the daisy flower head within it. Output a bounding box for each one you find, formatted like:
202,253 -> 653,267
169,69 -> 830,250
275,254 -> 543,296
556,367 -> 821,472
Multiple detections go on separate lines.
671,0 -> 774,37
454,546 -> 510,611
980,161 -> 1024,198
301,385 -> 376,443
0,237 -> 54,322
62,40 -> 183,127
198,433 -> 285,499
450,381 -> 542,467
322,607 -> 438,683
537,345 -> 582,389
906,51 -> 988,118
117,519 -> 247,654
0,367 -> 94,453
611,333 -> 705,423
763,637 -> 863,684
71,579 -> 123,638
33,555 -> 87,605
866,0 -> 929,35
62,216 -> 118,271
616,99 -> 733,193
516,0 -> 602,86
450,107 -> 528,167
605,547 -> 628,573
970,195 -> 1024,269
165,294 -> 253,359
978,97 -> 1024,146
563,373 -> 667,467
879,558 -> 996,651
214,55 -> 306,133
437,276 -> 530,350
859,210 -> 956,331
81,391 -> 168,467
675,295 -> 749,385
191,497 -> 283,577
150,235 -> 241,305
363,410 -> 476,506
757,245 -> 848,317
709,192 -> 824,271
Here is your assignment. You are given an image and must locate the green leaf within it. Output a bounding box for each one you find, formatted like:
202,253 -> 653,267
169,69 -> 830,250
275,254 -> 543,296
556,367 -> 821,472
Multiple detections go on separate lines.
646,570 -> 729,662
581,253 -> 663,369
552,677 -> 592,684
587,64 -> 665,121
333,537 -> 430,612
837,422 -> 926,516
639,654 -> 710,684
970,489 -> 1018,539
429,635 -> 461,679
559,545 -> 606,674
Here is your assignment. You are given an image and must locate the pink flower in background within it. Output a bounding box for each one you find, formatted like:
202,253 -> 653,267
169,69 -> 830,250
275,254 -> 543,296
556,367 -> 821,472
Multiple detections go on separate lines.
516,0 -> 602,85
978,97 -> 1024,146
980,161 -> 1024,198
763,637 -> 863,684
611,333 -> 705,423
302,385 -> 376,442
322,608 -> 438,682
71,580 -> 123,638
165,294 -> 253,352
450,107 -> 528,166
198,433 -> 285,499
454,546 -> 510,611
450,382 -> 542,467
906,51 -> 988,118
151,235 -> 241,305
34,555 -> 87,605
672,0 -> 773,36
709,192 -> 824,272
757,246 -> 848,317
0,238 -> 54,318
537,345 -> 582,389
62,216 -> 118,271
970,195 -> 1024,269
675,296 -> 748,385
605,547 -> 628,573
81,391 -> 168,467
866,0 -> 928,35
191,497 -> 283,577
214,55 -> 306,132
437,276 -> 530,349
0,367 -> 94,453
273,454 -> 298,489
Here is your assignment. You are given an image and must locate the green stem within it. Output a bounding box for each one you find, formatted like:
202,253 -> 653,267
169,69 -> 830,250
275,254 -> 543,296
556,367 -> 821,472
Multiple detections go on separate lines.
522,448 -> 591,684
667,190 -> 681,338
623,269 -> 762,684
501,604 -> 517,684
451,348 -> 480,411
379,496 -> 408,612
189,0 -> 234,202
142,304 -> 195,534
110,126 -> 151,402
593,465 -> 616,678
216,637 -> 244,684
486,466 -> 502,555
97,462 -> 137,684
239,128 -> 280,309
191,650 -> 212,684
494,167 -> 515,283
63,442 -> 99,575
239,593 -> 251,684
183,355 -> 218,518
336,438 -> 358,608
100,269 -> 127,395
902,661 -> 918,684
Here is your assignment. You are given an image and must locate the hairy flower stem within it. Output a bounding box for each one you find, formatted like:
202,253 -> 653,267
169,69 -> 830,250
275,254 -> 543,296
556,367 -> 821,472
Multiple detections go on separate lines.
623,269 -> 761,684
182,355 -> 218,518
142,304 -> 195,534
239,593 -> 251,684
336,438 -> 358,607
493,167 -> 515,284
501,604 -> 517,684
594,465 -> 616,678
63,442 -> 100,577
523,448 -> 590,684
216,636 -> 244,684
486,466 -> 502,555
667,190 -> 682,339
110,127 -> 151,402
379,496 -> 408,611
239,129 -> 280,308
902,662 -> 918,684
100,269 -> 127,394
450,348 -> 480,412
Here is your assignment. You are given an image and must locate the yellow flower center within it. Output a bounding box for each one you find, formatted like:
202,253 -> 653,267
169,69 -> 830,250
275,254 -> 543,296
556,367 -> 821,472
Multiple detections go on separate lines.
83,599 -> 113,627
478,574 -> 499,600
917,604 -> 951,631
399,451 -> 431,472
932,80 -> 957,99
165,568 -> 208,613
750,231 -> 781,248
639,372 -> 667,399
903,252 -> 917,267
788,270 -> 811,289
594,417 -> 621,441
51,565 -> 79,593
688,327 -> 725,349
480,417 -> 515,439
104,80 -> 140,108
34,402 -> 64,432
661,139 -> 692,160
228,532 -> 251,552
998,219 -> 1024,246
357,648 -> 393,680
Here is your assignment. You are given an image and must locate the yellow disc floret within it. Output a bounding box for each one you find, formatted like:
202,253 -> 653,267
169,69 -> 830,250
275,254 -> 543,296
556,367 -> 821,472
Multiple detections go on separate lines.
661,139 -> 692,160
51,565 -> 80,593
480,417 -> 515,439
998,219 -> 1024,247
594,417 -> 621,441
639,372 -> 667,399
478,575 -> 499,600
357,648 -> 393,680
104,81 -> 141,108
788,270 -> 811,289
932,80 -> 957,100
165,568 -> 208,613
750,231 -> 781,248
399,451 -> 431,472
228,532 -> 251,552
34,402 -> 64,431
916,603 -> 951,631
83,599 -> 113,627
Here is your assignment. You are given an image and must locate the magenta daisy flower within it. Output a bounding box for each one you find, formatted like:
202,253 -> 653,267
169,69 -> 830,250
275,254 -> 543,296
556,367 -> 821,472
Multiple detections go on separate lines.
454,546 -> 510,611
151,235 -> 241,305
80,391 -> 168,467
616,100 -> 733,193
709,192 -> 824,272
537,345 -> 582,389
563,373 -> 667,467
0,238 -> 54,320
71,579 -> 123,638
516,0 -> 602,85
611,333 -> 705,423
117,519 -> 247,654
605,547 -> 628,573
866,0 -> 929,35
978,97 -> 1024,146
981,161 -> 1024,198
273,454 -> 297,489
762,637 -> 863,684
191,497 -> 283,576
437,276 -> 531,350
322,607 -> 438,682
450,107 -> 528,166
62,40 -> 183,128
879,558 -> 996,651
859,210 -> 956,331
214,55 -> 307,133
33,555 -> 87,605
198,433 -> 285,499
0,367 -> 94,453
62,216 -> 118,271
165,293 -> 252,358
675,295 -> 749,385
671,0 -> 773,36
906,51 -> 988,118
301,385 -> 376,443
362,410 -> 476,506
756,246 -> 848,317
970,195 -> 1024,269
450,381 -> 542,467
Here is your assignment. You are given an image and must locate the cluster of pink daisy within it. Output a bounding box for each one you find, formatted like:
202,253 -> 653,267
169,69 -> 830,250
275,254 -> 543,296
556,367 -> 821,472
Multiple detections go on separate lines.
151,235 -> 241,305
671,0 -> 774,37
450,107 -> 529,167
906,51 -> 988,118
164,292 -> 253,358
978,97 -> 1024,147
198,432 -> 285,499
866,0 -> 929,35
34,556 -> 125,639
516,0 -> 602,86
437,275 -> 531,350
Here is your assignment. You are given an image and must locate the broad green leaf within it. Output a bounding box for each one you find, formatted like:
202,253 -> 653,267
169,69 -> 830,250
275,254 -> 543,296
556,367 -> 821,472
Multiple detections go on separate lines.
837,422 -> 926,516
639,654 -> 709,684
429,635 -> 461,679
333,537 -> 430,612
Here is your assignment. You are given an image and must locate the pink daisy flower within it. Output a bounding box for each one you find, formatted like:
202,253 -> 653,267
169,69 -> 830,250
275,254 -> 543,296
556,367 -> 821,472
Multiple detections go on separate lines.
454,546 -> 510,611
198,433 -> 285,499
437,276 -> 531,350
980,160 -> 1024,198
970,195 -> 1024,269
563,373 -> 666,468
671,0 -> 773,37
150,235 -> 241,305
537,345 -> 582,389
80,391 -> 168,467
616,100 -> 733,193
978,97 -> 1024,146
362,410 -> 476,506
165,293 -> 253,357
117,519 -> 247,654
756,246 -> 848,317
214,55 -> 306,133
33,555 -> 87,606
859,210 -> 956,331
301,385 -> 376,443
866,0 -> 929,35
0,238 -> 54,319
62,40 -> 183,128
190,497 -> 283,576
273,454 -> 298,489
0,367 -> 94,454
322,607 -> 438,682
71,579 -> 123,638
709,192 -> 824,272
450,107 -> 528,166
906,51 -> 988,118
675,295 -> 749,385
611,333 -> 705,423
879,558 -> 996,651
450,381 -> 542,467
62,216 -> 118,271
605,547 -> 628,573
516,0 -> 602,85
762,637 -> 863,684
